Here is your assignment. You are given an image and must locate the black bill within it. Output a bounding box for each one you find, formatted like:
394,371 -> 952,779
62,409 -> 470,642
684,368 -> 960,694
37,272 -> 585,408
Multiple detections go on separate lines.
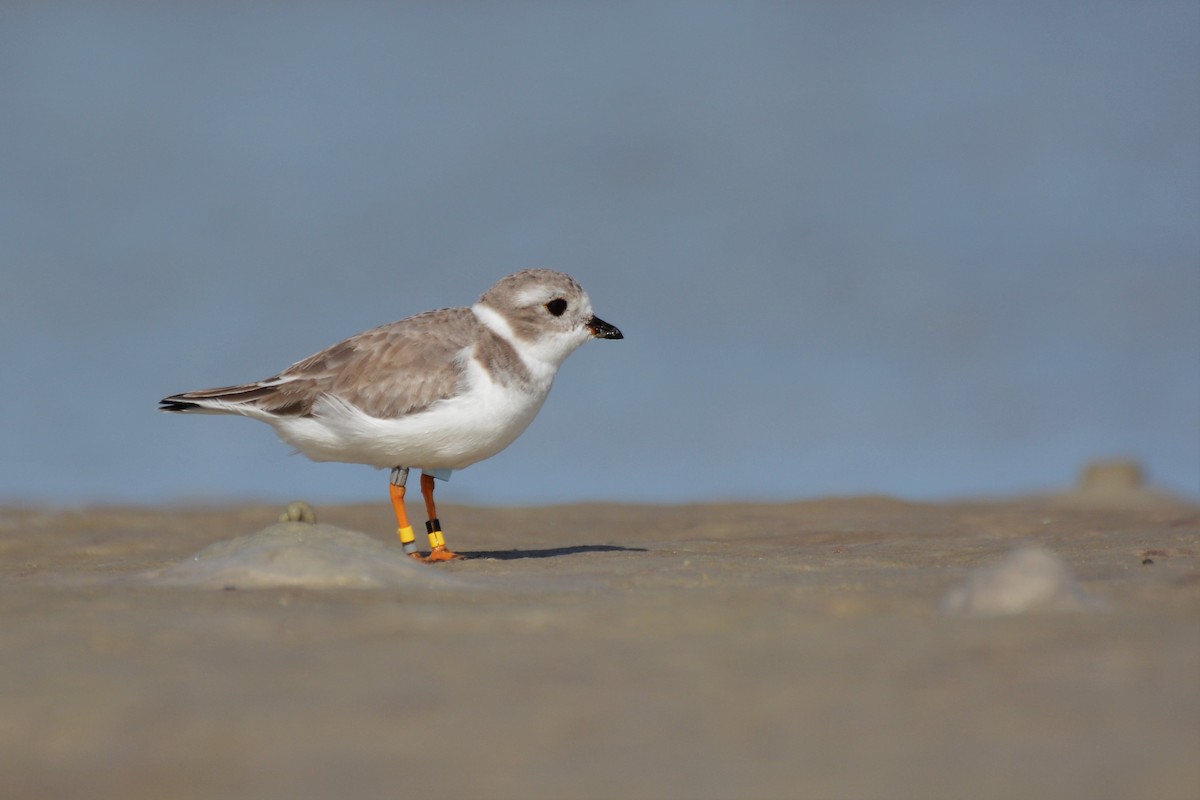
588,316 -> 623,340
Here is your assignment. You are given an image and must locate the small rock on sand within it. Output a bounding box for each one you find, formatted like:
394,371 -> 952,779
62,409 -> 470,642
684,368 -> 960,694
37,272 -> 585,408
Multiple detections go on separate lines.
941,546 -> 1104,616
1079,458 -> 1145,494
149,522 -> 464,589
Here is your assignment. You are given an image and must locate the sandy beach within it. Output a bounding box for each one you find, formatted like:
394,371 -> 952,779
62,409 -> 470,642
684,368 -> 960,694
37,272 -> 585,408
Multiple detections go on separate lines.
1,485 -> 1197,800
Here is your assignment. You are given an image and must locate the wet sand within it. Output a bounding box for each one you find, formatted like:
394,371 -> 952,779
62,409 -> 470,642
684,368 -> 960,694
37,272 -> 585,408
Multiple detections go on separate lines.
1,489 -> 1197,799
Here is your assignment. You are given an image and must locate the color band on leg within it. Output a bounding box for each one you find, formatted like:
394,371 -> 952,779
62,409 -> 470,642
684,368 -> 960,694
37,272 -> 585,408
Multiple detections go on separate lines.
420,472 -> 461,558
421,473 -> 443,550
389,470 -> 420,556
425,518 -> 445,549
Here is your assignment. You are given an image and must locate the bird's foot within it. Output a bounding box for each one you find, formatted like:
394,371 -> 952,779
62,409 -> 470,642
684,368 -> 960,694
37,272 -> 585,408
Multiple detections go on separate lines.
408,546 -> 465,563
428,544 -> 465,562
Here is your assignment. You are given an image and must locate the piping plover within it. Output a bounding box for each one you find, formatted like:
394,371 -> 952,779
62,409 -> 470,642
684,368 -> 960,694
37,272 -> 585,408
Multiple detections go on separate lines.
160,269 -> 623,561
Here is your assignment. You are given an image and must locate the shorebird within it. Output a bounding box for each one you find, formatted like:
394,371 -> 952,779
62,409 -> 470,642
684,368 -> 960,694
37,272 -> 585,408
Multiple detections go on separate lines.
160,269 -> 622,561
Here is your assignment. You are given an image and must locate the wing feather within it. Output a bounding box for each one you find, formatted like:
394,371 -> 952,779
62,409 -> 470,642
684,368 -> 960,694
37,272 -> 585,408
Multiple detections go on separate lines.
160,307 -> 477,419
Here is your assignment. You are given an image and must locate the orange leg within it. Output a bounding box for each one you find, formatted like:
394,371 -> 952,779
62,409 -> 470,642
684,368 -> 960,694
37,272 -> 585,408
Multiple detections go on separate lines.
388,467 -> 421,558
421,472 -> 463,561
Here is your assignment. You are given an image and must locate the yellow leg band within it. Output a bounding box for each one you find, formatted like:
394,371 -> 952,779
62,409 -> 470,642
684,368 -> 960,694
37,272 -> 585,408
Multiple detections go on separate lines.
398,525 -> 416,545
427,529 -> 446,549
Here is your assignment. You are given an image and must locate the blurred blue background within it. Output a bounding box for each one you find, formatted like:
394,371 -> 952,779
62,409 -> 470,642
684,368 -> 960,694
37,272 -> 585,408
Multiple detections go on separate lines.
2,2 -> 1197,506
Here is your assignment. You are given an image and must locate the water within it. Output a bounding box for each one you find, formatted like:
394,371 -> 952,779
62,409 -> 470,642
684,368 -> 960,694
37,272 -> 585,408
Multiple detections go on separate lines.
2,2 -> 1197,505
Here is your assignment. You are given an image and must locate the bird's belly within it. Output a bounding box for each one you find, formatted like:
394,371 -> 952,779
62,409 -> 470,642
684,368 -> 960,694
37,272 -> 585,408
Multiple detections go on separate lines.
271,376 -> 551,470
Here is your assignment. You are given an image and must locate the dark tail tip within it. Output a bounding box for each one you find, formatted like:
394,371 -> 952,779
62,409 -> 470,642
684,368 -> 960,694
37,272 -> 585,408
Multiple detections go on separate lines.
159,398 -> 201,413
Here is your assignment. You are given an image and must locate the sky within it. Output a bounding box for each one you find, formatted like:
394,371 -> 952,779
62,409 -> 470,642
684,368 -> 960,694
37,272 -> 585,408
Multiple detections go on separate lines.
2,1 -> 1197,506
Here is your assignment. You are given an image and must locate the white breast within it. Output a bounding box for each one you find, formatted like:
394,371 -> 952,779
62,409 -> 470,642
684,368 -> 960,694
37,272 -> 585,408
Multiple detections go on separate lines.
268,350 -> 556,470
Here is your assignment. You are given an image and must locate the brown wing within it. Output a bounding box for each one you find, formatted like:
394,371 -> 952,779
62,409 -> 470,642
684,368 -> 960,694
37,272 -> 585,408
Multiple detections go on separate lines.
161,307 -> 477,419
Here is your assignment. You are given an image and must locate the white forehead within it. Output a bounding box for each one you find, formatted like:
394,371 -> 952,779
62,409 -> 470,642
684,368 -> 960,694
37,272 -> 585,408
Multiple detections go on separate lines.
514,280 -> 589,307
514,284 -> 586,305
514,285 -> 548,305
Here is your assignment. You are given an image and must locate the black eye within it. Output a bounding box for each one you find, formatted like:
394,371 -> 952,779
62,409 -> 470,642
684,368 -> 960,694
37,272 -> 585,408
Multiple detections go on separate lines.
545,298 -> 568,317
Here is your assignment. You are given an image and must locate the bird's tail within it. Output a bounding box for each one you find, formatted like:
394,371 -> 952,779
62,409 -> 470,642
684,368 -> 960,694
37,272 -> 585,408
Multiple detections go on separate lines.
159,383 -> 282,415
